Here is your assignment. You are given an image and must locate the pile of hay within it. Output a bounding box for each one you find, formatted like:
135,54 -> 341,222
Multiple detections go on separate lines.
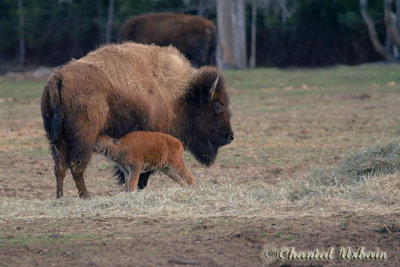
286,139 -> 400,205
307,139 -> 400,186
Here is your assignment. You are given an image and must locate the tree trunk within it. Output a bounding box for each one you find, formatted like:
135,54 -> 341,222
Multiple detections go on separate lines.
18,0 -> 25,65
384,0 -> 392,53
216,0 -> 247,69
249,0 -> 257,68
277,0 -> 290,23
217,0 -> 234,68
360,0 -> 394,61
105,0 -> 114,44
384,0 -> 400,48
395,0 -> 400,57
397,0 -> 400,28
198,0 -> 208,18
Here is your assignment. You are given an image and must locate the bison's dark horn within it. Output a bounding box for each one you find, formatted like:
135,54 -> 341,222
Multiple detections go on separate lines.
210,74 -> 219,99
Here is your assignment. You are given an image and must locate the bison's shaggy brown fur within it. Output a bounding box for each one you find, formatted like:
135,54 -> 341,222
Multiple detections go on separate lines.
41,42 -> 233,199
95,132 -> 195,192
120,12 -> 216,67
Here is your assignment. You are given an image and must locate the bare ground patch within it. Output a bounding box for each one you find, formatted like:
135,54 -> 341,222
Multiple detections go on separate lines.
1,214 -> 399,266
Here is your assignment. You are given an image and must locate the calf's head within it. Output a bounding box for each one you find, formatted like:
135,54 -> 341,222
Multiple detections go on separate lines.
179,67 -> 233,166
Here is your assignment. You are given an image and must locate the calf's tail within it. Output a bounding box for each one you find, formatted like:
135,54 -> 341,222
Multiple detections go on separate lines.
113,166 -> 126,185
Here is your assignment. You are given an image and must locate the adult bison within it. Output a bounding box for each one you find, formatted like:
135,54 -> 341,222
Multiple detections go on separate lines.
41,42 -> 233,199
120,12 -> 216,67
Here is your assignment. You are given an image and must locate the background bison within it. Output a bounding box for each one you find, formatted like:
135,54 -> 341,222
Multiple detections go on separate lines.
120,12 -> 216,67
41,43 -> 233,199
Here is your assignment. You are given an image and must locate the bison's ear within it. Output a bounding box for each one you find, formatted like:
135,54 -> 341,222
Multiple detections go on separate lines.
190,71 -> 220,103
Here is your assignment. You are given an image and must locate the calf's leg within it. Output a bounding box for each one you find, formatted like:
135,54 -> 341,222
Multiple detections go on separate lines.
126,163 -> 143,192
168,155 -> 195,187
123,167 -> 132,192
174,161 -> 195,187
160,167 -> 186,186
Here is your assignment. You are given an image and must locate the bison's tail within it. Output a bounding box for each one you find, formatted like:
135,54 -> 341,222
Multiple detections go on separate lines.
41,72 -> 63,144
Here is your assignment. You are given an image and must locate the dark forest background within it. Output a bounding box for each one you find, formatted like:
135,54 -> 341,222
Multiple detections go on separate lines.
0,0 -> 387,69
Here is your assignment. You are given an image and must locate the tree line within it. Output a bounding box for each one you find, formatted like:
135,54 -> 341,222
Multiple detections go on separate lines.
1,0 -> 398,69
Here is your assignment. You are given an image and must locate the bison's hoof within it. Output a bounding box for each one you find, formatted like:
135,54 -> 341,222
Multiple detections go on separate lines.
79,192 -> 91,200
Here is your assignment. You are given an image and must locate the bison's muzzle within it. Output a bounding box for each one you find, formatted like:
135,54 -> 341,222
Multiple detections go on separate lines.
221,130 -> 234,145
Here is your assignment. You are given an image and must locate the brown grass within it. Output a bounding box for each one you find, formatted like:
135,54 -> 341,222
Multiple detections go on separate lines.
1,65 -> 400,220
0,173 -> 398,220
1,65 -> 400,265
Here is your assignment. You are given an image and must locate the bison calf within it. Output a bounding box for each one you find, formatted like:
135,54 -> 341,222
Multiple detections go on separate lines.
95,131 -> 195,192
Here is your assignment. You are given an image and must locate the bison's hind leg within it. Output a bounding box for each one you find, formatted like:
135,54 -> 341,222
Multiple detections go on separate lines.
51,139 -> 68,198
67,136 -> 97,199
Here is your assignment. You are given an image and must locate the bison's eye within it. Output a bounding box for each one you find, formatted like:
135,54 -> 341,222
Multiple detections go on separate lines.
213,102 -> 224,114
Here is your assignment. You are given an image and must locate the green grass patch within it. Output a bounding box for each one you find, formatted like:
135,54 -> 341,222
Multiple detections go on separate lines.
0,80 -> 46,99
223,65 -> 400,95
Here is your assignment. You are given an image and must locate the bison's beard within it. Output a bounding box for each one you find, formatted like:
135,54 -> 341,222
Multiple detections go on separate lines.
187,139 -> 220,166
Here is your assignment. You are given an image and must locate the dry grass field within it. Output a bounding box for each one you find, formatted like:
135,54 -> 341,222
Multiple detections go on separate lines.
0,65 -> 399,266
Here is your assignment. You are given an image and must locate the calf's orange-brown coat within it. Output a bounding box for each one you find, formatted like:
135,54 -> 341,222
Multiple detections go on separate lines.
95,132 -> 195,192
